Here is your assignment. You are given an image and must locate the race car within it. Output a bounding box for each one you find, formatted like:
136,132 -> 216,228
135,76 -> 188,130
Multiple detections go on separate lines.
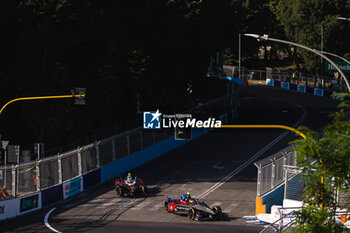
164,193 -> 225,221
115,173 -> 148,197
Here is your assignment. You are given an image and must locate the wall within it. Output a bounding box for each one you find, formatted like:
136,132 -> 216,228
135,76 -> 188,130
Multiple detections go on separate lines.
0,110 -> 233,221
266,79 -> 339,98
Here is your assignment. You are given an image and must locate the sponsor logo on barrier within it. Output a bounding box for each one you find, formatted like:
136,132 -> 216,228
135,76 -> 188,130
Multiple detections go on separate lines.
314,88 -> 324,97
297,85 -> 306,93
281,82 -> 289,90
63,177 -> 83,199
143,110 -> 221,129
20,194 -> 39,213
266,79 -> 274,86
0,205 -> 4,214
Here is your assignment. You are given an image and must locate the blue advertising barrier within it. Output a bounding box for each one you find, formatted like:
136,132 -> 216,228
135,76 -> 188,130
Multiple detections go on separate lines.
261,184 -> 285,213
266,79 -> 342,99
41,184 -> 63,207
267,79 -> 274,87
297,85 -> 306,93
100,128 -> 206,182
63,177 -> 83,199
281,81 -> 289,90
83,169 -> 101,190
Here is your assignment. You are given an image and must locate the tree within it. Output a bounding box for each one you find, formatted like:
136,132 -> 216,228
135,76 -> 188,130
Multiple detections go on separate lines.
291,94 -> 350,232
271,0 -> 350,73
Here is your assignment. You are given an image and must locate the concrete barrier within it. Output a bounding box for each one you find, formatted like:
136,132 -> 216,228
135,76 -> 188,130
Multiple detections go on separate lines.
266,79 -> 342,99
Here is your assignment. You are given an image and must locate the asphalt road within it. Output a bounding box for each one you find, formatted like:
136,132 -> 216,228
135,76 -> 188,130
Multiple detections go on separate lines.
0,85 -> 339,233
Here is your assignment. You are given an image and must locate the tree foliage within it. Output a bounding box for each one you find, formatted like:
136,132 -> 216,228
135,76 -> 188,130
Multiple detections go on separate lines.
0,0 -> 239,149
271,0 -> 350,72
291,94 -> 350,232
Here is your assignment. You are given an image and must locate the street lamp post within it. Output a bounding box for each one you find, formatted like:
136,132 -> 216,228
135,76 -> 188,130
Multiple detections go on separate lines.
244,34 -> 350,93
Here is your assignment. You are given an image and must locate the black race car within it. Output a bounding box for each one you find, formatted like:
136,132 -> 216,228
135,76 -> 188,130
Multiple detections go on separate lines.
165,195 -> 226,221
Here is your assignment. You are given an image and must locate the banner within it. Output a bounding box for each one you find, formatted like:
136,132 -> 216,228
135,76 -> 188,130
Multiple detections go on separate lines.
63,177 -> 83,199
325,61 -> 350,73
83,169 -> 101,190
41,184 -> 63,207
20,194 -> 39,213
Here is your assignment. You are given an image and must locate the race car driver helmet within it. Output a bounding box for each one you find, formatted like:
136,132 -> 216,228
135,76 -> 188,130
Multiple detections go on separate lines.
180,192 -> 191,201
126,173 -> 133,183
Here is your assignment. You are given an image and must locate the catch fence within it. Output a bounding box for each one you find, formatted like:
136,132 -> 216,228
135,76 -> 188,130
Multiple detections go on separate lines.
0,93 -> 237,199
223,65 -> 344,91
255,145 -> 297,196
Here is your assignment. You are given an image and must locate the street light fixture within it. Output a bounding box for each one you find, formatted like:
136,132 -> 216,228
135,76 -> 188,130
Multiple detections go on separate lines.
337,17 -> 350,21
244,33 -> 350,93
315,50 -> 350,65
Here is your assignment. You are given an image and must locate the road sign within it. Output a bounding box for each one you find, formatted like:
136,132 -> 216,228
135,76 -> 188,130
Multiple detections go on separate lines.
325,61 -> 350,73
2,141 -> 9,149
7,145 -> 20,163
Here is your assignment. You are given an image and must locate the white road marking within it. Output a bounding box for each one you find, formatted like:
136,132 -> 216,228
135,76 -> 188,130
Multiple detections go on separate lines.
212,161 -> 225,170
197,132 -> 288,199
44,208 -> 61,233
103,202 -> 114,206
90,198 -> 105,203
243,215 -> 256,219
132,200 -> 153,210
246,220 -> 260,223
102,198 -> 122,206
223,203 -> 239,213
149,202 -> 165,211
197,102 -> 307,199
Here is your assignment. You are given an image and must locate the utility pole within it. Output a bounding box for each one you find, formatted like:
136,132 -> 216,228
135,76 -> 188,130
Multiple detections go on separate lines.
321,24 -> 323,78
239,33 -> 241,79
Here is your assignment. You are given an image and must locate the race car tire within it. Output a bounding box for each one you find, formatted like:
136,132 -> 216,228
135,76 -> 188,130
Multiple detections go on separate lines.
164,201 -> 169,212
188,208 -> 196,220
141,185 -> 148,197
213,206 -> 222,214
115,186 -> 122,197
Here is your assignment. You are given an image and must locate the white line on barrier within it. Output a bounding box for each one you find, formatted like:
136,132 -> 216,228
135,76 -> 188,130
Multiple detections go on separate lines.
197,101 -> 307,199
44,208 -> 61,233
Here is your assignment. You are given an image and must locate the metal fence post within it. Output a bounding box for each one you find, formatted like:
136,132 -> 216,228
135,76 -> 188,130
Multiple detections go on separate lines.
95,141 -> 100,167
257,164 -> 261,196
58,154 -> 62,184
152,130 -> 156,145
284,168 -> 288,199
283,155 -> 287,180
12,165 -> 16,198
140,130 -> 143,150
36,161 -> 41,191
112,137 -> 116,161
271,159 -> 276,189
77,148 -> 82,176
126,135 -> 130,156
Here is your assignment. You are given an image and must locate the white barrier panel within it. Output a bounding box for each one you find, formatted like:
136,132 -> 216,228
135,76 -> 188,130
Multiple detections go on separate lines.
266,79 -> 274,86
0,199 -> 18,221
63,176 -> 83,199
283,198 -> 302,208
